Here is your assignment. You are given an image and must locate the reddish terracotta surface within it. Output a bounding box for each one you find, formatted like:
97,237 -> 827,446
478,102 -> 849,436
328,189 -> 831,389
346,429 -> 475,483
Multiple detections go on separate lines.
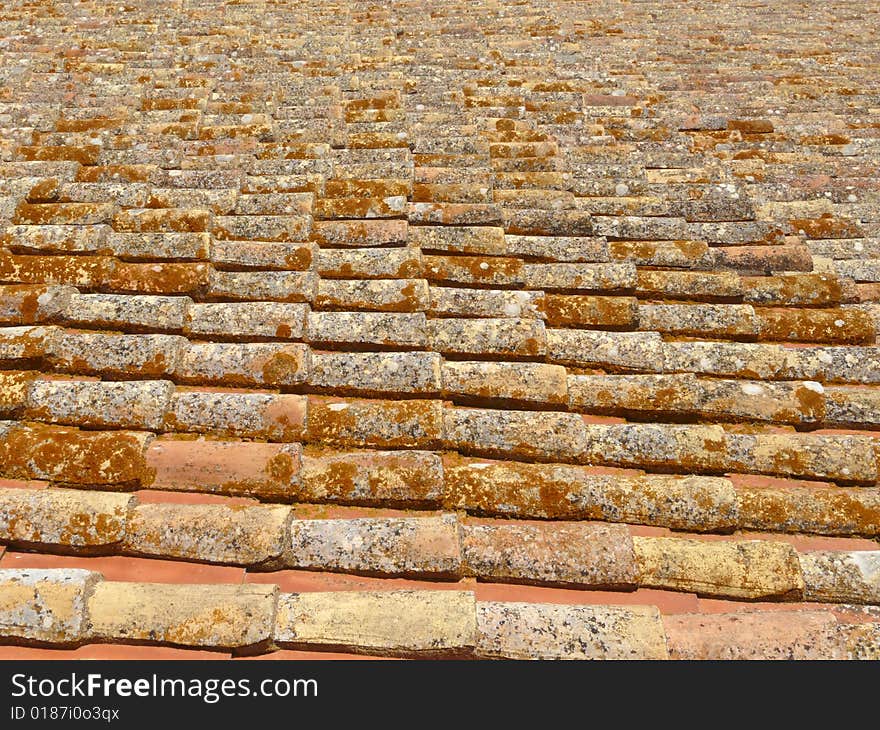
245,569 -> 470,594
679,531 -> 879,551
627,525 -> 673,537
240,650 -> 400,661
0,552 -> 246,584
0,645 -> 232,660
856,283 -> 880,301
0,479 -> 48,490
693,598 -> 880,626
144,439 -> 299,495
472,583 -> 700,614
580,414 -> 627,425
133,489 -> 259,507
755,533 -> 880,552
830,607 -> 880,625
694,598 -> 830,614
726,473 -> 834,490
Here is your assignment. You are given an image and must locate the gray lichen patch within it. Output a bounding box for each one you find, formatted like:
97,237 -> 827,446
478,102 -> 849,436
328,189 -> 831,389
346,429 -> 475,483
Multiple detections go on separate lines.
0,568 -> 101,643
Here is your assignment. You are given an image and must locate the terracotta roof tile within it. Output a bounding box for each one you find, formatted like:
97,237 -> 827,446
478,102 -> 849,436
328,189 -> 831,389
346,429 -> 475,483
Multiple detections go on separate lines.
2,0 -> 879,660
286,514 -> 461,577
0,568 -> 101,644
316,278 -> 428,312
64,292 -> 190,331
207,269 -> 317,302
664,611 -> 880,660
299,448 -> 443,507
275,590 -> 476,656
0,422 -> 151,485
799,551 -> 880,604
116,261 -> 215,295
0,553 -> 245,585
87,581 -> 277,649
0,487 -> 132,550
164,390 -> 307,440
461,520 -> 637,589
145,438 -> 301,499
125,502 -> 291,567
476,602 -> 668,659
633,536 -> 804,600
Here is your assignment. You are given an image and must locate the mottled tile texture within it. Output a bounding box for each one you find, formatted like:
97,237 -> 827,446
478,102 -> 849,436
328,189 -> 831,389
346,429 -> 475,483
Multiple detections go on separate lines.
1,0 -> 880,660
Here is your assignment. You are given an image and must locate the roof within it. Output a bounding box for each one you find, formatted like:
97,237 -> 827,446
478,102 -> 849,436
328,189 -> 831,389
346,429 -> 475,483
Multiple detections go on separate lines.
1,0 -> 879,660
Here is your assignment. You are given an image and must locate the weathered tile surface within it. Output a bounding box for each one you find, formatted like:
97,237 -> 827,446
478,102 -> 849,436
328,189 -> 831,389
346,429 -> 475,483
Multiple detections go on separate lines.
2,0 -> 880,660
276,590 -> 477,656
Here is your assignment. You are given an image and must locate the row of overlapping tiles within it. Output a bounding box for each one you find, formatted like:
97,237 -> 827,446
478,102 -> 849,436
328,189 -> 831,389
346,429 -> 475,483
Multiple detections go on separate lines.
0,483 -> 878,605
0,419 -> 878,533
1,567 -> 878,659
2,387 -> 880,484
